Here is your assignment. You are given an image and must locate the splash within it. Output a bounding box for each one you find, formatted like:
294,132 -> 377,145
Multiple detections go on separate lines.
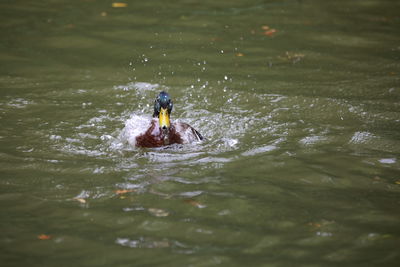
48,81 -> 297,171
119,114 -> 152,147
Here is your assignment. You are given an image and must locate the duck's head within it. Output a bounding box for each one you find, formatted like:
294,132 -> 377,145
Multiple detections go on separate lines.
153,91 -> 173,133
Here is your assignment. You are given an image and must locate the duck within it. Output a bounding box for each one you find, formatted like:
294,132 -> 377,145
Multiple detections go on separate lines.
133,91 -> 203,147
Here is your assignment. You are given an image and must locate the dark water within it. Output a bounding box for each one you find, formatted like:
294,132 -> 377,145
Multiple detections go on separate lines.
1,0 -> 400,266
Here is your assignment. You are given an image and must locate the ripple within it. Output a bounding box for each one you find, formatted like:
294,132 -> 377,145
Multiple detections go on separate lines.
179,190 -> 203,197
116,237 -> 171,248
146,151 -> 204,163
241,145 -> 277,157
5,98 -> 34,109
349,131 -> 400,153
378,158 -> 396,164
350,131 -> 375,144
299,135 -> 327,146
113,81 -> 161,92
195,156 -> 232,163
241,138 -> 285,157
50,81 -> 395,173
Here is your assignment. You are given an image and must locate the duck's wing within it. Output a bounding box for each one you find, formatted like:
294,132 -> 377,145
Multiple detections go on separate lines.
174,122 -> 204,143
192,128 -> 203,141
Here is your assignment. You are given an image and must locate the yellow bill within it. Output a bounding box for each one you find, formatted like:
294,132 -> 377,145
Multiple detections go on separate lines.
159,107 -> 170,129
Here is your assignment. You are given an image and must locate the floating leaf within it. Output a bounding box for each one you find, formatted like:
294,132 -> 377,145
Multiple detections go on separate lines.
373,176 -> 381,181
112,2 -> 127,8
235,53 -> 244,57
308,222 -> 322,228
38,234 -> 52,240
115,189 -> 134,195
263,29 -> 277,36
184,199 -> 206,208
261,25 -> 270,30
211,37 -> 222,42
148,208 -> 169,217
308,220 -> 335,230
74,198 -> 86,204
65,24 -> 75,29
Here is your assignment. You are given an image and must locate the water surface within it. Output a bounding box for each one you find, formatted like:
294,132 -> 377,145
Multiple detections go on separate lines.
1,0 -> 400,266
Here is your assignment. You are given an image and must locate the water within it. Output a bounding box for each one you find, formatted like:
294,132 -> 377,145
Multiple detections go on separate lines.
1,0 -> 400,266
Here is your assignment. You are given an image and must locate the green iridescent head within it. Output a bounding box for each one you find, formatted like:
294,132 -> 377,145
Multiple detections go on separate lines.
153,91 -> 173,130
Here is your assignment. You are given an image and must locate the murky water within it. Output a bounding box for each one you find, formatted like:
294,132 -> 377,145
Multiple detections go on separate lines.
1,0 -> 400,266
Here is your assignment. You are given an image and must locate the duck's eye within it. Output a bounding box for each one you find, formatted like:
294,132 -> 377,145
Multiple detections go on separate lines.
167,100 -> 173,113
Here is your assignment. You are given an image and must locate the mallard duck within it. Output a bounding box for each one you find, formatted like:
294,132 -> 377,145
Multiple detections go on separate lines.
133,91 -> 203,147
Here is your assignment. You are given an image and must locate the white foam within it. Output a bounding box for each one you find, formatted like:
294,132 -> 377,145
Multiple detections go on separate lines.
113,82 -> 160,92
120,114 -> 152,147
241,145 -> 277,156
350,131 -> 375,144
6,98 -> 34,109
299,135 -> 326,146
379,158 -> 396,164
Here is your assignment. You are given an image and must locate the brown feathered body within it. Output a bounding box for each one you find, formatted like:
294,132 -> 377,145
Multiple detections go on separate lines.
135,119 -> 203,148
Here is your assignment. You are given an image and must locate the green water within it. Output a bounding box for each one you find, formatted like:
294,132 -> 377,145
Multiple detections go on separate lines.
1,0 -> 400,266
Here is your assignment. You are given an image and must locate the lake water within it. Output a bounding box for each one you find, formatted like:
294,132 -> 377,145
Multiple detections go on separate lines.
1,0 -> 399,266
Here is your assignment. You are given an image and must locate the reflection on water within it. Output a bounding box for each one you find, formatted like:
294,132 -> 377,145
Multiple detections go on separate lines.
1,0 -> 400,266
